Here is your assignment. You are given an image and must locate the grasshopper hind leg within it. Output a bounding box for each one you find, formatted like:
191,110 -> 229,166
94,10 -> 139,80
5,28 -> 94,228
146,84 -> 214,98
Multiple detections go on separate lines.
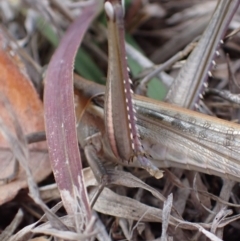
84,137 -> 111,208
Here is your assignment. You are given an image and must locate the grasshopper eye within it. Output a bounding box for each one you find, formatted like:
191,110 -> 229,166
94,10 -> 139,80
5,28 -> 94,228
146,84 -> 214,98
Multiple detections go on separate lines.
104,1 -> 114,20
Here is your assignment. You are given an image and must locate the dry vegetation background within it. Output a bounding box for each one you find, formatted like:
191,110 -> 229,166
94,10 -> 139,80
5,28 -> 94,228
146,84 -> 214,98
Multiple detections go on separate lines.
0,0 -> 240,240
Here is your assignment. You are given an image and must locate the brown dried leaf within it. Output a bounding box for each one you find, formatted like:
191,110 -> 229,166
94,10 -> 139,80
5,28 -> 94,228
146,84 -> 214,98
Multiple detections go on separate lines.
0,30 -> 50,205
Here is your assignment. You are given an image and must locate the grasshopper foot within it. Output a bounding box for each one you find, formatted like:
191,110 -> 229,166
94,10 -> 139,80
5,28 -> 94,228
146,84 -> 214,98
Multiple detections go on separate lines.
137,155 -> 163,179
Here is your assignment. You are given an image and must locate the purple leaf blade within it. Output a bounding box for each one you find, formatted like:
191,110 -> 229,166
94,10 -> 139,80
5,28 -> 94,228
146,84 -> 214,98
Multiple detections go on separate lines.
44,2 -> 102,218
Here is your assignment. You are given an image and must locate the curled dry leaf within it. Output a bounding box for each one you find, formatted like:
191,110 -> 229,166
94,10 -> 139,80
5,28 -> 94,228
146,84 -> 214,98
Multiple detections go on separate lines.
0,30 -> 51,205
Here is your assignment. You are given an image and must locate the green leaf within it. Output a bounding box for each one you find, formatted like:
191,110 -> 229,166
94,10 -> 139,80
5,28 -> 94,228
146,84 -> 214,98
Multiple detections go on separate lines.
37,17 -> 104,83
126,34 -> 167,100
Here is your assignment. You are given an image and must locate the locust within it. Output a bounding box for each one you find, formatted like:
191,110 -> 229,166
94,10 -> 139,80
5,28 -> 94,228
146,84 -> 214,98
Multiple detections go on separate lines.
75,0 -> 240,198
37,0 -> 240,238
165,0 -> 240,109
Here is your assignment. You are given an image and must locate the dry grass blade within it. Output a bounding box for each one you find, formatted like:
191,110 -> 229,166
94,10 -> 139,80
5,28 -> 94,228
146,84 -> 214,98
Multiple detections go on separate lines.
31,227 -> 96,240
106,169 -> 167,203
211,207 -> 233,234
0,95 -> 70,233
179,221 -> 224,241
92,212 -> 112,241
0,95 -> 36,197
92,187 -> 178,224
44,1 -> 102,220
0,209 -> 23,241
161,194 -> 173,241
9,222 -> 37,241
84,167 -> 181,217
30,212 -> 98,240
91,186 -> 232,239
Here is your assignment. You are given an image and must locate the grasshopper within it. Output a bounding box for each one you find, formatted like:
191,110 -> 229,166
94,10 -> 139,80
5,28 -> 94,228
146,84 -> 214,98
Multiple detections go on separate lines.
165,0 -> 240,109
76,0 -> 240,193
38,0 -> 240,238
